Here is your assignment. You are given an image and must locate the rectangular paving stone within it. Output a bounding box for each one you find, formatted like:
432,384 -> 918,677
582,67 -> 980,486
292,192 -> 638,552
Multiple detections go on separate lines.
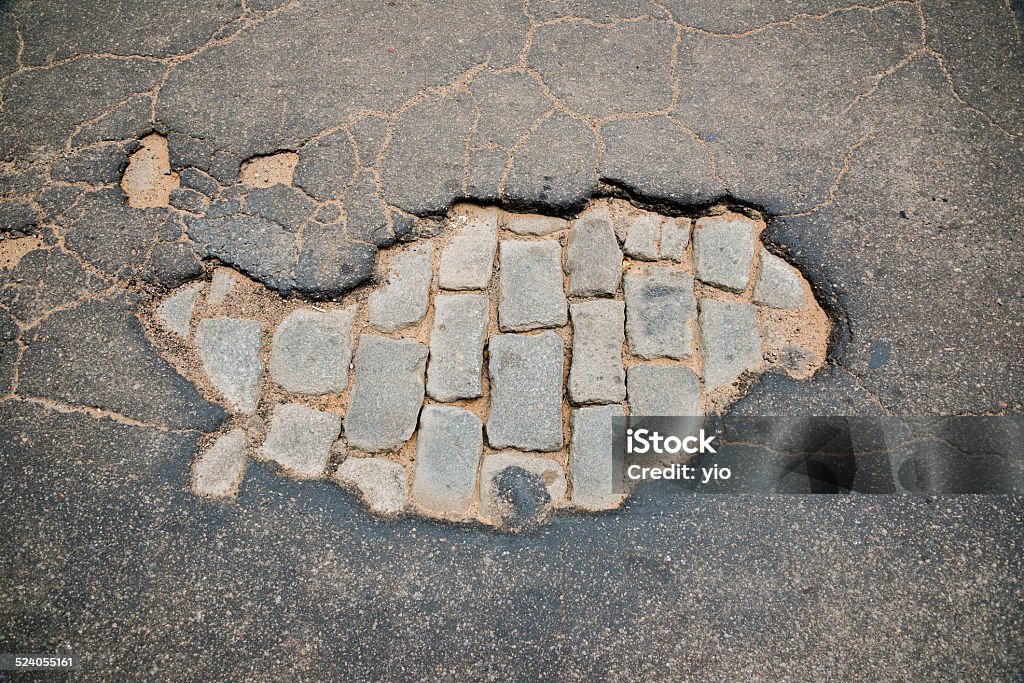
438,204 -> 498,290
623,213 -> 660,260
658,217 -> 690,262
497,240 -> 567,331
699,299 -> 762,390
269,307 -> 353,394
195,317 -> 263,414
626,364 -> 702,416
427,293 -> 489,401
502,211 -> 567,235
368,242 -> 433,332
412,405 -> 482,518
568,300 -> 626,405
570,404 -> 624,510
260,403 -> 341,479
487,331 -> 564,451
565,209 -> 622,296
693,214 -> 756,292
343,335 -> 428,452
623,266 -> 696,359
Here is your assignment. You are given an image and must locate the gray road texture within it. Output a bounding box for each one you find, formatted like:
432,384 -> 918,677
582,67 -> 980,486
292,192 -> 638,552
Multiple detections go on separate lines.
1,0 -> 1023,680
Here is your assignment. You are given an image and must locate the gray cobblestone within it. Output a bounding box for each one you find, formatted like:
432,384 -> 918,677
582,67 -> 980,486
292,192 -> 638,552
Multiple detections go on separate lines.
569,405 -> 624,510
412,405 -> 482,517
343,336 -> 427,452
191,429 -> 247,497
269,308 -> 353,394
753,248 -> 807,308
156,281 -> 204,338
487,331 -> 564,451
623,267 -> 696,359
426,294 -> 489,401
195,318 -> 263,414
502,212 -> 567,235
498,240 -> 567,331
658,217 -> 690,262
565,207 -> 622,297
568,300 -> 626,405
626,364 -> 702,417
693,214 -> 756,292
699,299 -> 762,390
438,205 -> 498,290
260,403 -> 340,479
623,213 -> 660,261
478,453 -> 566,528
336,457 -> 409,516
368,243 -> 433,332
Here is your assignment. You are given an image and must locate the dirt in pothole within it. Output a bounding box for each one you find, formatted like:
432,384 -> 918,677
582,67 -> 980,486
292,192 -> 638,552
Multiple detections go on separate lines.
241,152 -> 299,188
121,133 -> 179,208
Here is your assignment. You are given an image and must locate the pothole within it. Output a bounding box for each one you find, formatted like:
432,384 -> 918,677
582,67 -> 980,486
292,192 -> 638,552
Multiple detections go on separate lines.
121,133 -> 179,208
145,199 -> 830,529
240,151 -> 299,188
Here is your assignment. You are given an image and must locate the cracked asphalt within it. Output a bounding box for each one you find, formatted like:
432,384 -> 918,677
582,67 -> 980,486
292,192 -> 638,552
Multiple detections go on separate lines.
1,1 -> 1022,680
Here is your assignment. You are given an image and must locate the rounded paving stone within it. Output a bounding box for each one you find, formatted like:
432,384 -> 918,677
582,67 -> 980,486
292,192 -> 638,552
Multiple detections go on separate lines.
269,308 -> 354,394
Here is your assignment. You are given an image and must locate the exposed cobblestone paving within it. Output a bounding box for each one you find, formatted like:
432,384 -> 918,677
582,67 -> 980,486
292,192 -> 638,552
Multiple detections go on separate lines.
146,199 -> 828,528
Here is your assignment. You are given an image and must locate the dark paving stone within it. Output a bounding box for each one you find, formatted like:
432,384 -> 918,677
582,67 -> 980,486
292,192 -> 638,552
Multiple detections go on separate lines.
0,307 -> 17,342
187,214 -> 296,292
344,170 -> 392,246
70,94 -> 154,148
34,184 -> 84,222
490,466 -> 552,532
294,222 -> 377,298
169,187 -> 209,214
380,91 -> 475,215
293,130 -> 357,202
178,168 -> 219,198
243,184 -> 315,232
0,198 -> 39,235
142,242 -> 205,290
465,148 -> 507,203
504,112 -> 598,211
208,150 -> 243,184
528,19 -> 676,118
17,297 -> 227,431
0,12 -> 18,79
1,58 -> 163,161
63,188 -> 166,277
731,366 -> 890,417
530,0 -> 668,21
0,248 -> 106,324
350,115 -> 389,164
50,145 -> 129,184
12,1 -> 242,64
469,70 -> 551,149
672,5 -> 921,214
0,342 -> 17,394
156,0 -> 528,159
0,167 -> 46,197
601,115 -> 723,205
661,0 -> 858,32
167,133 -> 216,172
